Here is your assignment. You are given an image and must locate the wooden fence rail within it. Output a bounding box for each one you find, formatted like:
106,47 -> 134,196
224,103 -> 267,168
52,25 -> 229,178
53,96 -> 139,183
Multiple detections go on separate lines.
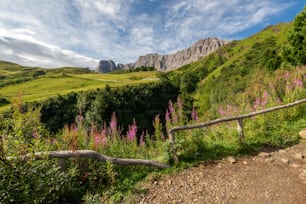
7,150 -> 170,169
168,98 -> 306,164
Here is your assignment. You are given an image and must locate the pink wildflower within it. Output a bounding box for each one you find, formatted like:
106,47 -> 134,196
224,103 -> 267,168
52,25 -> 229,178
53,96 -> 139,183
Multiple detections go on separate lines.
262,91 -> 269,99
165,110 -> 170,122
168,100 -> 175,115
218,107 -> 226,116
127,119 -> 137,141
191,106 -> 198,121
293,80 -> 303,89
261,98 -> 267,107
285,71 -> 290,79
253,98 -> 261,110
140,132 -> 145,146
32,132 -> 38,139
110,112 -> 117,131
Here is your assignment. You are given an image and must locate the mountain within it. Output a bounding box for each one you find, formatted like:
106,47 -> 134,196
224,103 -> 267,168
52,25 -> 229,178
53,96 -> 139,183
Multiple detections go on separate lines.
0,37 -> 98,68
96,37 -> 229,72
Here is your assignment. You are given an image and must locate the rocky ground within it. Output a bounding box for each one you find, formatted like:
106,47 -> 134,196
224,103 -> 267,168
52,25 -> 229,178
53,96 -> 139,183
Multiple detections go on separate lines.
134,139 -> 306,204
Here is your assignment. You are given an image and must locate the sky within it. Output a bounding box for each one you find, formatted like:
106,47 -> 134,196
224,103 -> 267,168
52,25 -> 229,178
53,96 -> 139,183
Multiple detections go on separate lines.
0,0 -> 305,68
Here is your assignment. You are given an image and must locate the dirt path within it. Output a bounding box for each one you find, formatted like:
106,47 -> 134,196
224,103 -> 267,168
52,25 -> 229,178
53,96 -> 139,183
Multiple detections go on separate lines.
135,141 -> 306,204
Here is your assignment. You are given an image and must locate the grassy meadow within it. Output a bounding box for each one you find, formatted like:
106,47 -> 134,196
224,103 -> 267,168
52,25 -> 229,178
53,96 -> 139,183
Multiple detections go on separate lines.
0,62 -> 158,112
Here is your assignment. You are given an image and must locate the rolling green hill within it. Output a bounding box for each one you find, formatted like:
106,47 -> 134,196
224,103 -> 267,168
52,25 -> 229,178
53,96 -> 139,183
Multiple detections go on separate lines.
163,22 -> 305,120
0,61 -> 158,112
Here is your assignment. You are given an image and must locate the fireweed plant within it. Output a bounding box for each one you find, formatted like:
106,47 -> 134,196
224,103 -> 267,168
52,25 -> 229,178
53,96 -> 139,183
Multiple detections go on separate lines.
199,66 -> 306,156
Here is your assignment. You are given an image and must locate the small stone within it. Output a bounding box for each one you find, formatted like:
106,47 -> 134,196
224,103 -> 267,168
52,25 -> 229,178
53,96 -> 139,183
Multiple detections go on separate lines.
168,179 -> 172,186
230,192 -> 236,199
290,163 -> 301,169
228,156 -> 237,164
299,129 -> 306,139
258,152 -> 271,158
281,158 -> 289,164
243,161 -> 248,165
278,149 -> 286,154
299,172 -> 306,180
295,153 -> 304,160
153,181 -> 158,185
265,158 -> 274,163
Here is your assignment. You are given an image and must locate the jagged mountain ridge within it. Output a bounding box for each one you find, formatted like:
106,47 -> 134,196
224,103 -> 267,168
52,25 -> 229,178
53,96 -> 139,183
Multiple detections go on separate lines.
96,37 -> 229,72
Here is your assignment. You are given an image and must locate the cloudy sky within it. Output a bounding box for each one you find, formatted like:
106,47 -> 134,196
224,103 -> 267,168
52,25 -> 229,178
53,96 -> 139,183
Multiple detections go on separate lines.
0,0 -> 304,68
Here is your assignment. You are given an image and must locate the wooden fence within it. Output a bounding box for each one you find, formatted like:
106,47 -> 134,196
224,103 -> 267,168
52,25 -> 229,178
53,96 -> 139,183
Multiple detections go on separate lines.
7,150 -> 170,169
6,99 -> 306,168
168,98 -> 306,164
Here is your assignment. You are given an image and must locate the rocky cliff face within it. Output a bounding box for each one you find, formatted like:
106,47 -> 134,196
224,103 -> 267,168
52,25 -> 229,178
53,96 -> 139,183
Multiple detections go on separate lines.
96,37 -> 229,72
96,60 -> 119,73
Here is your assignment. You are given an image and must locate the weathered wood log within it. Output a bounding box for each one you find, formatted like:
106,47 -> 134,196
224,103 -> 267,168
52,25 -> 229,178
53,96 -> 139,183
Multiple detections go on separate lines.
168,131 -> 179,164
7,150 -> 170,169
237,119 -> 245,144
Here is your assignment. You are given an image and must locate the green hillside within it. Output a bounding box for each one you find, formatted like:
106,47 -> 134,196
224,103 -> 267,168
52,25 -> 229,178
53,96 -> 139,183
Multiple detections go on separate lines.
163,22 -> 305,118
0,61 -> 158,111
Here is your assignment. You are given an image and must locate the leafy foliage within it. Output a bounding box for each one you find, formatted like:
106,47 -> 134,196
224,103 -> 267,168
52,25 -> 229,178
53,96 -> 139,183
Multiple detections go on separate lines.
283,6 -> 306,65
111,66 -> 155,74
0,99 -> 77,203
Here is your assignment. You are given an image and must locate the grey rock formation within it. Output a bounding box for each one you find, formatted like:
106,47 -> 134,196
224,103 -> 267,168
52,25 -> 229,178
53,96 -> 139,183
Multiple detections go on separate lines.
96,60 -> 118,73
97,37 -> 229,72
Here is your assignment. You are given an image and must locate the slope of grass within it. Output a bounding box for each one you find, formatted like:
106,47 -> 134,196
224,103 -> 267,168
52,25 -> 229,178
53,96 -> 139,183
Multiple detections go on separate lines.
162,23 -> 293,118
193,23 -> 292,116
0,62 -> 158,112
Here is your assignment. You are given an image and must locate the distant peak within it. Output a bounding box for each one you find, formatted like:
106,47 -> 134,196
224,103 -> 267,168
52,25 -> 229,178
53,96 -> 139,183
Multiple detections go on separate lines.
97,37 -> 229,72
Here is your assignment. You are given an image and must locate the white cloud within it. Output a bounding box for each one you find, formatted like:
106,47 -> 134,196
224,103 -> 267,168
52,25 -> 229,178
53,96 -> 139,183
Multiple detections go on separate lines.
0,37 -> 98,68
0,0 -> 298,68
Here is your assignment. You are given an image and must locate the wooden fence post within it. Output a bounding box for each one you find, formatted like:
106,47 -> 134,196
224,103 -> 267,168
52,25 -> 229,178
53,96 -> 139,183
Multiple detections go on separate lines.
168,131 -> 179,164
58,158 -> 66,171
237,119 -> 245,145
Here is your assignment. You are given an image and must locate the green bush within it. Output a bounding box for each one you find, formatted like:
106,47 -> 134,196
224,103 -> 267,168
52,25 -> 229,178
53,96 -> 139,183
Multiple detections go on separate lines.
0,160 -> 75,204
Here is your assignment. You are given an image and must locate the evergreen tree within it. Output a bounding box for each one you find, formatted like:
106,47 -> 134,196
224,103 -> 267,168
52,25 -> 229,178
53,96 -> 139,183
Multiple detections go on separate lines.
284,7 -> 306,65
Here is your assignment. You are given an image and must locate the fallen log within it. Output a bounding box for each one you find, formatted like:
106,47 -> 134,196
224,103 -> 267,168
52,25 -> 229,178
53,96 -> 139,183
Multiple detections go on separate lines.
7,150 -> 170,169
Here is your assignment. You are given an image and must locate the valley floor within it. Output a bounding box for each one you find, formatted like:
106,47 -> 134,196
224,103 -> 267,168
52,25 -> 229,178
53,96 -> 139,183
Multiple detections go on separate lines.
135,141 -> 306,204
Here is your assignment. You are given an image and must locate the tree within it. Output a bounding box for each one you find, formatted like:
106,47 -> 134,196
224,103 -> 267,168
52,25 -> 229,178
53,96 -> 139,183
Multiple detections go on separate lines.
284,6 -> 306,65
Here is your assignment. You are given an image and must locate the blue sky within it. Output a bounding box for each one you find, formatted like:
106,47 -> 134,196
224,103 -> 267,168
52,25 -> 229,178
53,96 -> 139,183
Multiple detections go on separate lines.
0,0 -> 305,68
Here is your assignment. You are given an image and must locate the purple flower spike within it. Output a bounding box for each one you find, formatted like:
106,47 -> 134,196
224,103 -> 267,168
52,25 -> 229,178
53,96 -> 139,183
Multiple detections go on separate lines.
165,110 -> 170,122
110,112 -> 117,131
218,107 -> 225,116
32,132 -> 38,139
285,72 -> 290,79
294,80 -> 303,89
263,91 -> 269,99
191,106 -> 198,121
127,119 -> 137,141
168,100 -> 175,115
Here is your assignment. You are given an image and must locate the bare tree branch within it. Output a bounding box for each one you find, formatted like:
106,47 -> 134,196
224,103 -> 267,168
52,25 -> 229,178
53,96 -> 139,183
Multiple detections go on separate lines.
7,150 -> 170,169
